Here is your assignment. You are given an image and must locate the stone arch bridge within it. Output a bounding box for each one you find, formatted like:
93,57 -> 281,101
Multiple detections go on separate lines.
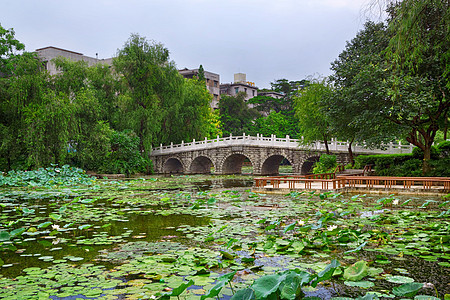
150,135 -> 413,175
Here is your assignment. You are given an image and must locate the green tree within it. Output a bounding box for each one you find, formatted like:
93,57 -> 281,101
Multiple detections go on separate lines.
0,24 -> 25,75
197,64 -> 205,81
219,92 -> 259,136
384,0 -> 450,173
294,79 -> 332,154
250,111 -> 293,138
162,77 -> 212,143
113,34 -> 181,153
248,95 -> 285,114
0,48 -> 50,170
327,22 -> 400,165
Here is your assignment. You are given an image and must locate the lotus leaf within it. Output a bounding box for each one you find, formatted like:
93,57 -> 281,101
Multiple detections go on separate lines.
344,281 -> 375,288
385,275 -> 415,284
311,259 -> 340,287
230,288 -> 255,300
343,260 -> 368,281
0,231 -> 10,241
392,282 -> 423,297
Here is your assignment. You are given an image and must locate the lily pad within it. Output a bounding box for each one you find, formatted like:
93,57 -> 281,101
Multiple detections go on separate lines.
344,281 -> 375,288
343,260 -> 368,281
385,275 -> 415,284
392,282 -> 423,297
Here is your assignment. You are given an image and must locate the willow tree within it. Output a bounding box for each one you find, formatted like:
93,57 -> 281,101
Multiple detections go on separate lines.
384,0 -> 450,173
364,0 -> 450,173
294,80 -> 332,154
113,34 -> 183,153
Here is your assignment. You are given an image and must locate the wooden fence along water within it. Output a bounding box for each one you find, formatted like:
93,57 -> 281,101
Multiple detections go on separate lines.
254,174 -> 450,194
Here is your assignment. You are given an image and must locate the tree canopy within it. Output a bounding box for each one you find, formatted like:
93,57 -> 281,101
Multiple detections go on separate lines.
0,28 -> 216,174
294,79 -> 332,154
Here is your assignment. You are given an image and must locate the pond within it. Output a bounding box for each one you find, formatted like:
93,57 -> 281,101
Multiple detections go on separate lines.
0,174 -> 448,300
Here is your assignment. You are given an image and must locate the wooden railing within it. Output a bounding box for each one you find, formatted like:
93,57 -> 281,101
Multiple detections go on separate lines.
254,176 -> 347,190
305,173 -> 336,179
254,175 -> 450,192
342,176 -> 450,191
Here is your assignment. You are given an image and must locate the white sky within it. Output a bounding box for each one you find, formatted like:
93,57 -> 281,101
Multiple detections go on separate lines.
2,0 -> 375,88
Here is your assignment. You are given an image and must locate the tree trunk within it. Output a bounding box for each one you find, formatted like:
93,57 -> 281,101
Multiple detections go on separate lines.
324,139 -> 330,155
444,117 -> 448,140
406,128 -> 434,175
422,145 -> 432,175
348,137 -> 355,166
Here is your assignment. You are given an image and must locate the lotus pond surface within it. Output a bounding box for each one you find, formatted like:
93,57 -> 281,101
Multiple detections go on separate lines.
0,174 -> 449,300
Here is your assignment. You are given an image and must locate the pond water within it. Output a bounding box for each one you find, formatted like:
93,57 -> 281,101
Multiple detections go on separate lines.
0,175 -> 448,299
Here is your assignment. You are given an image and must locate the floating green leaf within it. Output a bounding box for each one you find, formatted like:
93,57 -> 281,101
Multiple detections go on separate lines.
385,275 -> 415,284
37,221 -> 52,229
344,281 -> 375,288
343,260 -> 368,281
392,282 -> 423,297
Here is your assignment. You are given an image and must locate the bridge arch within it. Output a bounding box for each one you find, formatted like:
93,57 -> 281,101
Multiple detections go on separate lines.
162,157 -> 184,174
189,155 -> 215,174
221,153 -> 254,175
301,156 -> 320,174
261,154 -> 293,175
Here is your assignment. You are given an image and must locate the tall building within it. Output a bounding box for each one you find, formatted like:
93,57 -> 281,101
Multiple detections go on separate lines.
35,46 -> 112,75
220,73 -> 258,103
178,68 -> 220,109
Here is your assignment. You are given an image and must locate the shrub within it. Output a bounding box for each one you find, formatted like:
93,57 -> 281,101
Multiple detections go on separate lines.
436,141 -> 450,158
0,165 -> 96,187
411,146 -> 439,160
427,158 -> 450,177
355,154 -> 412,170
313,154 -> 337,174
101,130 -> 152,176
69,121 -> 113,171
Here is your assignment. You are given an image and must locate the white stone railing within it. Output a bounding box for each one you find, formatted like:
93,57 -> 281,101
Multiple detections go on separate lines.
150,134 -> 414,155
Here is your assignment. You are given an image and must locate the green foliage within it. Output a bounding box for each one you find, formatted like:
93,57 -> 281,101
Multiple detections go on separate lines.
219,92 -> 259,136
343,261 -> 368,281
436,141 -> 450,158
412,146 -> 439,160
294,79 -> 333,153
102,130 -> 151,175
0,165 -> 96,187
328,22 -> 399,149
329,2 -> 450,174
231,260 -> 339,300
355,142 -> 449,176
1,31 -> 213,173
313,154 -> 337,174
0,23 -> 25,75
197,64 -> 205,81
250,111 -> 295,138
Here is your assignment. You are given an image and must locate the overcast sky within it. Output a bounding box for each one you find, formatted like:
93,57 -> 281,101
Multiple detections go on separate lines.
2,0 -> 376,88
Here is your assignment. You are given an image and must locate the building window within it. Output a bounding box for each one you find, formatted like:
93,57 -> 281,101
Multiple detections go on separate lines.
214,81 -> 218,87
244,88 -> 247,93
252,90 -> 255,96
235,87 -> 239,94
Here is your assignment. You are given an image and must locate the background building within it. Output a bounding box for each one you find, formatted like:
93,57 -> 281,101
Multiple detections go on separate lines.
220,73 -> 258,104
35,46 -> 112,75
257,91 -> 284,99
178,68 -> 220,109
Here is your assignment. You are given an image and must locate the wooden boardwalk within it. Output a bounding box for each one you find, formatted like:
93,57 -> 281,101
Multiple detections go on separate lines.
253,175 -> 450,195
